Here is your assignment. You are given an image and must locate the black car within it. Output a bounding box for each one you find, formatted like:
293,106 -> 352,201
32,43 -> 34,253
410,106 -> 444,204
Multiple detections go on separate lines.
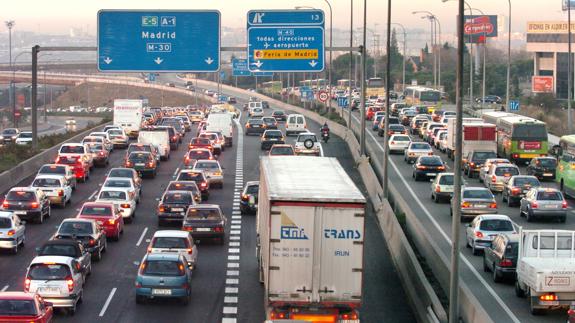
227,97 -> 237,104
125,152 -> 157,178
36,240 -> 92,278
176,170 -> 210,200
157,190 -> 195,226
166,180 -> 202,203
526,157 -> 557,180
463,150 -> 498,178
1,187 -> 50,224
262,101 -> 270,109
502,175 -> 541,207
245,118 -> 265,135
52,218 -> 107,261
476,95 -> 502,104
182,204 -> 227,243
482,233 -> 518,282
240,181 -> 259,215
260,130 -> 285,150
412,156 -> 446,181
272,110 -> 287,121
262,117 -> 278,130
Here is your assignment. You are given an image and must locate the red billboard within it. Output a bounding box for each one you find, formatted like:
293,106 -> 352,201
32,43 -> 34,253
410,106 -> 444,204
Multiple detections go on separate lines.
464,15 -> 498,43
16,94 -> 25,107
532,76 -> 554,93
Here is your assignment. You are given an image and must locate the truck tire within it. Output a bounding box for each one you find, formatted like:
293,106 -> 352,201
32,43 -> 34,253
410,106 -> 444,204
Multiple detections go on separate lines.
515,281 -> 526,298
529,296 -> 544,315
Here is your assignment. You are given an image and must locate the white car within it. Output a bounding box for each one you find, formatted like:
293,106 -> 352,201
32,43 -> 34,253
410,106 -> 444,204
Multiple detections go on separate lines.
106,128 -> 129,148
58,143 -> 93,169
30,175 -> 73,208
249,107 -> 264,117
96,188 -> 137,223
192,159 -> 224,188
434,130 -> 447,149
388,134 -> 411,154
479,158 -> 510,184
82,136 -> 111,153
294,132 -> 322,156
146,230 -> 198,269
38,164 -> 77,190
404,142 -> 433,164
465,214 -> 517,255
102,177 -> 141,203
89,132 -> 114,151
0,211 -> 25,254
15,131 -> 33,145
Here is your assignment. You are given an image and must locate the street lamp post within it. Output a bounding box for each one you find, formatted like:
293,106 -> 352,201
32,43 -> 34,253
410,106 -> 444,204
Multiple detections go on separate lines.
5,20 -> 15,127
412,11 -> 440,90
360,0 -> 367,156
470,8 -> 487,112
348,0 -> 354,127
569,1 -> 573,134
506,0 -> 512,113
382,0 -> 392,198
392,23 -> 407,93
323,0 -> 333,114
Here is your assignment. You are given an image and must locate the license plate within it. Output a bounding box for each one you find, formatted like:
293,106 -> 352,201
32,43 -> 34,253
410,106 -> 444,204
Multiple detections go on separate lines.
172,208 -> 184,212
152,289 -> 172,296
269,138 -> 277,141
196,228 -> 211,232
39,287 -> 59,294
14,211 -> 26,215
136,163 -> 145,167
544,173 -> 553,176
545,204 -> 559,209
475,204 -> 487,208
252,125 -> 259,128
426,173 -> 436,176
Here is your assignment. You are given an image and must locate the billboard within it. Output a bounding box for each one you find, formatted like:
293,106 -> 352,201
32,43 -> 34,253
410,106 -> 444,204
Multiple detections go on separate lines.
563,0 -> 575,11
464,15 -> 498,43
532,76 -> 554,93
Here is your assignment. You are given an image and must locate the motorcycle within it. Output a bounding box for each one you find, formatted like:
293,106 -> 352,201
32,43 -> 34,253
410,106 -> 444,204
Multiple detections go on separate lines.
321,129 -> 330,143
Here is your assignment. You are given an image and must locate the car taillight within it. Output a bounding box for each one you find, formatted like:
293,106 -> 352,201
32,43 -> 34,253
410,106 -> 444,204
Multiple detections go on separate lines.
512,153 -> 519,159
30,202 -> 39,209
540,293 -> 557,301
107,219 -> 116,225
341,312 -> 359,320
531,201 -> 538,209
499,259 -> 513,267
511,188 -> 521,195
461,202 -> 471,208
438,166 -> 445,170
183,225 -> 193,231
475,231 -> 484,238
417,165 -> 427,170
158,205 -> 166,212
125,161 -> 133,167
187,248 -> 193,255
489,202 -> 497,209
99,151 -> 105,156
428,152 -> 433,155
7,229 -> 15,236
24,277 -> 31,292
470,162 -> 475,167
435,185 -> 441,193
66,276 -> 74,292
58,189 -> 64,197
200,182 -> 207,188
246,124 -> 251,128
89,239 -> 95,246
270,311 -> 287,319
214,226 -> 224,232
2,201 -> 9,208
135,281 -> 142,288
121,203 -> 130,208
241,194 -> 248,201
390,141 -> 395,145
491,175 -> 497,183
148,162 -> 154,167
172,136 -> 178,140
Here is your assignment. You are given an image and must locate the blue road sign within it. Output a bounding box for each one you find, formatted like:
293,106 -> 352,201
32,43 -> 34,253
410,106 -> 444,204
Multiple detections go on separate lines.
220,71 -> 226,79
98,10 -> 220,72
253,71 -> 274,77
247,9 -> 325,72
232,58 -> 251,76
337,96 -> 349,107
509,100 -> 520,111
300,87 -> 314,102
148,73 -> 156,81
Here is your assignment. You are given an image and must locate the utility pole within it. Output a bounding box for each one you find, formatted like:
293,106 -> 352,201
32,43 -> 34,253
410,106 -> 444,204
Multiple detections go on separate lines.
360,0 -> 367,156
348,0 -> 354,128
383,0 -> 392,198
569,0 -> 573,134
5,20 -> 15,127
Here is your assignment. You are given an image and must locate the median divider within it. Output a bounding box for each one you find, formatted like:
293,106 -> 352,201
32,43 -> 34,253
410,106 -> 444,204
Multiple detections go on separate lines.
0,122 -> 111,195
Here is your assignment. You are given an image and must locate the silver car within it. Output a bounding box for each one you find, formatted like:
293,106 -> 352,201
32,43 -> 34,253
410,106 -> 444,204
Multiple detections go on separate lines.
451,187 -> 498,220
193,159 -> 224,188
478,158 -> 510,184
519,187 -> 568,223
465,214 -> 517,255
404,142 -> 433,164
0,211 -> 25,254
484,163 -> 520,192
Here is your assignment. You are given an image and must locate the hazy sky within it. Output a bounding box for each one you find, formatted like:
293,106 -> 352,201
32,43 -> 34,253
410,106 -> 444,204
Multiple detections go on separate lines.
0,0 -> 570,35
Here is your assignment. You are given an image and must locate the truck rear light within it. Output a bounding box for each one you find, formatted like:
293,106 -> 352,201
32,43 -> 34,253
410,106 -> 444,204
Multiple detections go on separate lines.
341,312 -> 359,320
66,276 -> 74,292
24,277 -> 31,292
489,202 -> 497,209
563,201 -> 568,209
499,259 -> 513,267
540,293 -> 557,301
270,311 -> 287,319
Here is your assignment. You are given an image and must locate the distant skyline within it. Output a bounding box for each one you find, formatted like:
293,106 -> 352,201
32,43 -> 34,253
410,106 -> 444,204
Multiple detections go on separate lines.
0,0 -> 571,37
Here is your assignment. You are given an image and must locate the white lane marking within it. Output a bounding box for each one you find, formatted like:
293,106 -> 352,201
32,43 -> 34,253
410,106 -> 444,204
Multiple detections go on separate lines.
223,307 -> 238,314
229,241 -> 241,247
231,225 -> 241,230
231,220 -> 241,225
224,296 -> 239,303
228,248 -> 240,254
230,230 -> 241,235
226,278 -> 239,285
228,255 -> 240,261
0,285 -> 8,292
227,270 -> 240,276
225,287 -> 239,294
228,262 -> 240,268
229,236 -> 241,241
231,216 -> 241,220
353,114 -> 521,323
136,227 -> 148,247
88,190 -> 98,200
173,167 -> 180,177
222,318 -> 237,323
99,287 -> 117,317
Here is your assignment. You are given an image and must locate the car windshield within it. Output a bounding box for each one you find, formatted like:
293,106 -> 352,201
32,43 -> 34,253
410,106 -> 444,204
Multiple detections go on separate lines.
142,260 -> 185,276
514,177 -> 540,187
152,237 -> 188,249
39,166 -> 65,175
419,157 -> 443,166
108,130 -> 123,136
537,191 -> 563,201
495,167 -> 519,176
195,162 -> 219,170
99,191 -> 127,200
19,133 -> 32,138
186,208 -> 221,220
105,180 -> 131,188
463,189 -> 493,199
439,175 -> 454,185
270,147 -> 294,155
108,169 -> 132,178
129,153 -> 150,162
411,143 -> 430,150
473,151 -> 497,160
537,158 -> 557,167
248,119 -> 263,125
81,206 -> 112,216
60,146 -> 84,154
32,178 -> 60,187
265,131 -> 283,138
28,263 -> 71,280
189,150 -> 211,160
246,184 -> 259,194
479,220 -> 514,231
58,221 -> 93,235
39,244 -> 77,257
0,218 -> 11,229
0,300 -> 37,316
6,191 -> 35,202
298,134 -> 317,142
163,193 -> 192,204
178,172 -> 203,181
129,146 -> 151,153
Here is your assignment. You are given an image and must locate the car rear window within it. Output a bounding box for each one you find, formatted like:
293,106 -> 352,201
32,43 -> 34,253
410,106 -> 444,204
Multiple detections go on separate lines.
164,193 -> 192,204
81,206 -> 112,216
28,263 -> 71,280
191,138 -> 211,145
57,156 -> 80,165
129,145 -> 152,154
152,237 -> 188,249
199,134 -> 217,141
298,134 -> 317,142
105,180 -> 131,188
537,191 -> 563,201
537,158 -> 557,167
0,218 -> 11,229
40,244 -> 77,257
391,136 -> 410,142
479,220 -> 514,231
390,125 -> 404,131
186,208 -> 221,220
249,119 -> 263,125
88,145 -> 105,152
463,190 -> 493,199
6,191 -> 35,202
411,143 -> 430,150
195,162 -> 219,169
99,191 -> 127,200
439,175 -> 454,185
129,153 -> 151,162
177,172 -> 203,181
39,165 -> 65,175
419,157 -> 443,166
513,177 -> 540,187
32,178 -> 60,187
504,242 -> 519,257
0,299 -> 37,316
58,221 -> 93,235
246,185 -> 259,194
60,145 -> 84,154
533,235 -> 573,250
108,169 -> 132,178
265,131 -> 283,138
189,150 -> 211,160
168,182 -> 199,193
473,151 -> 497,160
108,130 -> 123,136
142,260 -> 185,276
270,146 -> 294,155
495,167 -> 519,176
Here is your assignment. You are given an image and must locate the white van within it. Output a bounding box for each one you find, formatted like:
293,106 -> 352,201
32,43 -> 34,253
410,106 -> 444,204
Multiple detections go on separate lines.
206,113 -> 234,147
285,114 -> 307,136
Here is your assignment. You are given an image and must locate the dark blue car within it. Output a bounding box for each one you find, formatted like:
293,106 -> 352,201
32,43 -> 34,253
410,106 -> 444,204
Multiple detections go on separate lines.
135,253 -> 192,304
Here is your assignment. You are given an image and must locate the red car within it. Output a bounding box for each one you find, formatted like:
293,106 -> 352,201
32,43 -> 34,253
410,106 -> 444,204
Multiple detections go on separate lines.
55,156 -> 90,183
77,202 -> 124,241
366,107 -> 375,120
188,137 -> 213,152
0,291 -> 53,323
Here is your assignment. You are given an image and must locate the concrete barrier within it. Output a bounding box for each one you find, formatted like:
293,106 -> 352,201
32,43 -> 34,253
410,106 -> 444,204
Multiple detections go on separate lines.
0,122 -> 111,194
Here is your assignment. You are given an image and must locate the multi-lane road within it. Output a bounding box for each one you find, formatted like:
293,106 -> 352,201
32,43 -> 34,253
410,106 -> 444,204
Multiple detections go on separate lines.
0,87 -> 414,322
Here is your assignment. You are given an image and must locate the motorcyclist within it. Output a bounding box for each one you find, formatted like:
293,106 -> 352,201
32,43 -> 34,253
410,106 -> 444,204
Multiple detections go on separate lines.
321,122 -> 330,135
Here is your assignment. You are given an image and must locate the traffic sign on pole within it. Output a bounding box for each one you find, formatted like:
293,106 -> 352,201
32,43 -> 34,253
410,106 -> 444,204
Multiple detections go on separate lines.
337,96 -> 349,107
98,10 -> 221,72
509,100 -> 520,111
232,58 -> 251,76
247,9 -> 325,72
318,90 -> 329,102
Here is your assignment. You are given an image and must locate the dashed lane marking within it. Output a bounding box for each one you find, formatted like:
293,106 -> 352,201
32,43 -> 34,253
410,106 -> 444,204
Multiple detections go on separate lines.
136,227 -> 148,247
98,287 -> 117,317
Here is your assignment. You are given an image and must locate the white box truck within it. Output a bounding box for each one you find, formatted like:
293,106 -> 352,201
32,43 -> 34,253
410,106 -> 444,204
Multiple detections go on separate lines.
138,128 -> 170,161
515,229 -> 575,315
445,118 -> 496,160
206,112 -> 234,147
114,99 -> 143,139
257,156 -> 366,322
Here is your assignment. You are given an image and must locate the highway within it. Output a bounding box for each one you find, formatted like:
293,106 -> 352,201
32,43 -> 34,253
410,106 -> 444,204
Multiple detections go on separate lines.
180,76 -> 573,322
0,84 -> 414,322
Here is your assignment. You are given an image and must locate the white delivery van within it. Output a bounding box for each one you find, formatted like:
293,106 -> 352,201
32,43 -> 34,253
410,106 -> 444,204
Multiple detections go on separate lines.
206,113 -> 234,147
138,128 -> 170,161
285,114 -> 307,136
114,99 -> 143,139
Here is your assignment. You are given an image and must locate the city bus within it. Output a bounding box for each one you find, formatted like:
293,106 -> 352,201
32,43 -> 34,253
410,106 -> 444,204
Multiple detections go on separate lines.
311,79 -> 327,90
404,86 -> 441,106
555,135 -> 575,197
299,80 -> 312,88
495,116 -> 548,163
366,77 -> 385,99
336,79 -> 356,90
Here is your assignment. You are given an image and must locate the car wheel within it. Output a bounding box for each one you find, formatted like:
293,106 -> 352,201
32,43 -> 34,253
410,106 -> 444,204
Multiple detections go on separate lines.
560,215 -> 567,223
507,196 -> 514,207
526,210 -> 533,222
530,296 -> 544,315
61,199 -> 67,208
11,242 -> 18,255
102,239 -> 107,253
92,248 -> 102,261
502,193 -> 507,203
515,281 -> 526,298
36,212 -> 44,224
482,256 -> 490,272
113,231 -> 121,241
